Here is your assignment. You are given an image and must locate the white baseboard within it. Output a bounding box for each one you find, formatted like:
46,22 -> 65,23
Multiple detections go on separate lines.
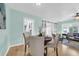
4,43 -> 24,56
4,46 -> 10,56
8,43 -> 24,48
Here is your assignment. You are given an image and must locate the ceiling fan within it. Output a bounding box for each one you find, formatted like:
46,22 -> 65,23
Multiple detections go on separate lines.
74,12 -> 79,20
71,8 -> 79,20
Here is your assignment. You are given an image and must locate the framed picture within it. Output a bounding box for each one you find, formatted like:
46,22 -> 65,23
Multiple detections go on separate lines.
0,3 -> 6,29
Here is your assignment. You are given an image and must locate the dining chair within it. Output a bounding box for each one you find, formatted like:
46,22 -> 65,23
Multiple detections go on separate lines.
28,36 -> 44,56
45,34 -> 59,56
44,36 -> 52,56
23,32 -> 30,56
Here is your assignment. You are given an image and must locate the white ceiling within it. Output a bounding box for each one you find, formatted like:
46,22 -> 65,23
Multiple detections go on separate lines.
6,3 -> 79,23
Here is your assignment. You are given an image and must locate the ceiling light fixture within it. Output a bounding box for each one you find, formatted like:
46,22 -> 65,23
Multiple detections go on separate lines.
75,13 -> 79,20
36,3 -> 41,6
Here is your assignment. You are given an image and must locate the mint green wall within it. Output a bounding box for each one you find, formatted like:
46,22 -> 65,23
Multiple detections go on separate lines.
0,30 -> 8,55
8,7 -> 42,45
55,23 -> 61,34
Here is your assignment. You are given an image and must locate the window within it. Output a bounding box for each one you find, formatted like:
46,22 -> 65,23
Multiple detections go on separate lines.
42,20 -> 54,37
24,18 -> 34,35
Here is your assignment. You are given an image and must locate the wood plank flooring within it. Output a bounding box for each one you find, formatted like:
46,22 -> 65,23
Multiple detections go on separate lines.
7,41 -> 79,56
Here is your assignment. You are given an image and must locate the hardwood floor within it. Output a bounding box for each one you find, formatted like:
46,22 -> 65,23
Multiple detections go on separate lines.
7,45 -> 25,56
6,42 -> 79,56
